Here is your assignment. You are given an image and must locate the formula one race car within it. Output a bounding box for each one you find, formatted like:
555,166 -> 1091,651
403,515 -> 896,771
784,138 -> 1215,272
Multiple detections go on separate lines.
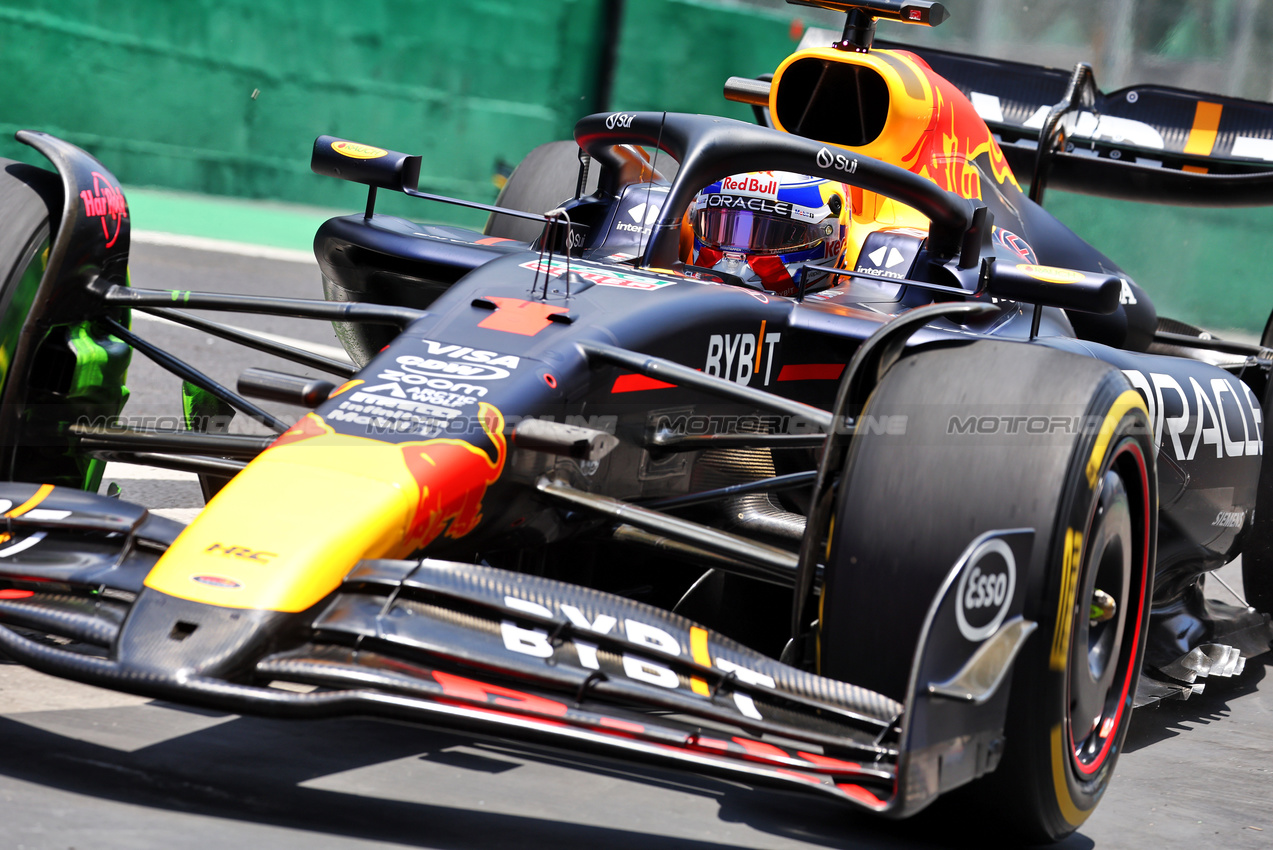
0,0 -> 1269,843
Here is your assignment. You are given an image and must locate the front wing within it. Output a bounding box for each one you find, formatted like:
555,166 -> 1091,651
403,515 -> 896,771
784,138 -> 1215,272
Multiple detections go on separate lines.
0,483 -> 1033,817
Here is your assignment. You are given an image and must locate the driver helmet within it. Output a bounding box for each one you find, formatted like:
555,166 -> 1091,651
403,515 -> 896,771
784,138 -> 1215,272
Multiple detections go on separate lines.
690,171 -> 848,296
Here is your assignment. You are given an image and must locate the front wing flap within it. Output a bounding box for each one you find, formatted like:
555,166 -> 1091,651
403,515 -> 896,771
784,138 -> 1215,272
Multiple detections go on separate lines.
286,557 -> 904,809
0,483 -> 182,646
0,541 -> 903,812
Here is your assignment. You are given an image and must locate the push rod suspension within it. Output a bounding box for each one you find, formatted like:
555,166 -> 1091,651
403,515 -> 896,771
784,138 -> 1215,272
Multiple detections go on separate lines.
97,283 -> 426,328
102,318 -> 290,433
143,307 -> 356,378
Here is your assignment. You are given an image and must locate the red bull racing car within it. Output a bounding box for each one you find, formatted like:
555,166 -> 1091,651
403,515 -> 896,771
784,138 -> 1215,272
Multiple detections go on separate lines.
0,0 -> 1270,843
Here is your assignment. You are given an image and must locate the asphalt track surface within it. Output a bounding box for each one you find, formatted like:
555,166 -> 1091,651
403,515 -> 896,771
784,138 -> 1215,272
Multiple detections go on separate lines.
0,242 -> 1270,849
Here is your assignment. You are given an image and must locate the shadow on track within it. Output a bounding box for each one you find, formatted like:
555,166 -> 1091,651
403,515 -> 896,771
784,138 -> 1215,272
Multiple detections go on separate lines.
1122,653 -> 1269,754
1,651 -> 1267,848
0,703 -> 981,850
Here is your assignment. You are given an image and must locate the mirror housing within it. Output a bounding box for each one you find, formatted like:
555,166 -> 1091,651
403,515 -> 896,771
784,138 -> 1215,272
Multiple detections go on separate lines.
983,261 -> 1122,314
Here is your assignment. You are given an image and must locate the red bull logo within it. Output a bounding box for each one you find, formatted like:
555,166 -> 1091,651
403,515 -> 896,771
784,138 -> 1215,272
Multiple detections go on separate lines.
399,402 -> 507,548
270,412 -> 334,449
721,173 -> 779,198
895,53 -> 1020,198
259,405 -> 507,551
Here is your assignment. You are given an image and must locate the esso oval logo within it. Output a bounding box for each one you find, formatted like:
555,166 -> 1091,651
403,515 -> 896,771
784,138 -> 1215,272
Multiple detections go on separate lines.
605,112 -> 636,130
192,574 -> 243,589
955,538 -> 1016,642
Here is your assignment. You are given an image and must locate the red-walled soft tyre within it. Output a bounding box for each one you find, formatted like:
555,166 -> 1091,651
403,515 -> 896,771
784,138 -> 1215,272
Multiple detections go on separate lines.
990,425 -> 1155,843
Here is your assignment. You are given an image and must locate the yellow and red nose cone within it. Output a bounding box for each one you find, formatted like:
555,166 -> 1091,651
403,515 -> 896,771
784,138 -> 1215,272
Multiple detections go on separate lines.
144,405 -> 506,613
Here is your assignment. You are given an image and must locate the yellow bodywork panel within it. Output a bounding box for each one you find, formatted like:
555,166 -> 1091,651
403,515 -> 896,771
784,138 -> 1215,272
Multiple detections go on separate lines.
769,47 -> 1023,271
145,405 -> 506,613
144,435 -> 417,612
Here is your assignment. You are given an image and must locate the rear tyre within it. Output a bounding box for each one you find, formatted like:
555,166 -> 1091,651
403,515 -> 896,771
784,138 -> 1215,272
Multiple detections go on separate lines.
819,341 -> 1155,843
1242,309 -> 1273,613
484,141 -> 593,242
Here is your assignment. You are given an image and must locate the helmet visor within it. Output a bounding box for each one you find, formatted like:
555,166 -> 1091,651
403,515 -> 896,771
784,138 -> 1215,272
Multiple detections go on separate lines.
692,209 -> 827,255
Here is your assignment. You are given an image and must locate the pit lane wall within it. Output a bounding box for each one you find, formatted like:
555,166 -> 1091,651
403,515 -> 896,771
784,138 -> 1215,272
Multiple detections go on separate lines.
0,0 -> 791,228
0,0 -> 1269,334
0,0 -> 609,225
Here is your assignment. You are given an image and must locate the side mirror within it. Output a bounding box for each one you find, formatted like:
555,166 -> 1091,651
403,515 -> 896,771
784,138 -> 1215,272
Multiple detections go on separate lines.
311,136 -> 421,192
983,261 -> 1122,315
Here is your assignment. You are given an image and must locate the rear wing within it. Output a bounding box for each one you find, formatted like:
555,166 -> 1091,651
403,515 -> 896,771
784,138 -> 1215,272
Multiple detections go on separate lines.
879,41 -> 1273,206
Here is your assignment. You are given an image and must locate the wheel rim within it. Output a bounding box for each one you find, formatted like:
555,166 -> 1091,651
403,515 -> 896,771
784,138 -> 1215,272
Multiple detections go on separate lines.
1068,440 -> 1151,775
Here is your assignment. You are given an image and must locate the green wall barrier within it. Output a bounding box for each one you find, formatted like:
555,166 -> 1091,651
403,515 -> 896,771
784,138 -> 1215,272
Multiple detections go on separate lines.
0,0 -> 804,228
609,0 -> 801,119
1045,193 -> 1273,337
0,0 -> 610,227
1,0 -> 1268,333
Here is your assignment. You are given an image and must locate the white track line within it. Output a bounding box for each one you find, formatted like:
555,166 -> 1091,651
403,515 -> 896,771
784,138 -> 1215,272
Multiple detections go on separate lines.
130,309 -> 354,364
152,508 -> 202,524
101,464 -> 203,524
101,462 -> 199,482
99,465 -> 203,524
132,230 -> 315,265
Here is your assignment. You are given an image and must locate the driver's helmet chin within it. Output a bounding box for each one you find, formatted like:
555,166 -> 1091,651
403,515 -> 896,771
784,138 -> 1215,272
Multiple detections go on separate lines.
690,171 -> 849,297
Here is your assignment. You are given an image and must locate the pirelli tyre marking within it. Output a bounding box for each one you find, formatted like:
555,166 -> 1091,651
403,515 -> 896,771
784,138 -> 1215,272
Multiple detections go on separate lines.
1047,390 -> 1152,827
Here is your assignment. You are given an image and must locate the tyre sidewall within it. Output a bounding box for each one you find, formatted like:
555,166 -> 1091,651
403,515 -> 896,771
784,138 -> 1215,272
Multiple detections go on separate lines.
1000,375 -> 1156,841
0,159 -> 60,322
0,159 -> 60,413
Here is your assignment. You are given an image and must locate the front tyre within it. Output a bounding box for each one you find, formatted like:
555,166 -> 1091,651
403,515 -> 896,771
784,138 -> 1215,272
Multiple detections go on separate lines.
0,157 -> 131,490
818,341 -> 1155,843
484,141 -> 592,242
0,158 -> 60,372
0,158 -> 59,477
